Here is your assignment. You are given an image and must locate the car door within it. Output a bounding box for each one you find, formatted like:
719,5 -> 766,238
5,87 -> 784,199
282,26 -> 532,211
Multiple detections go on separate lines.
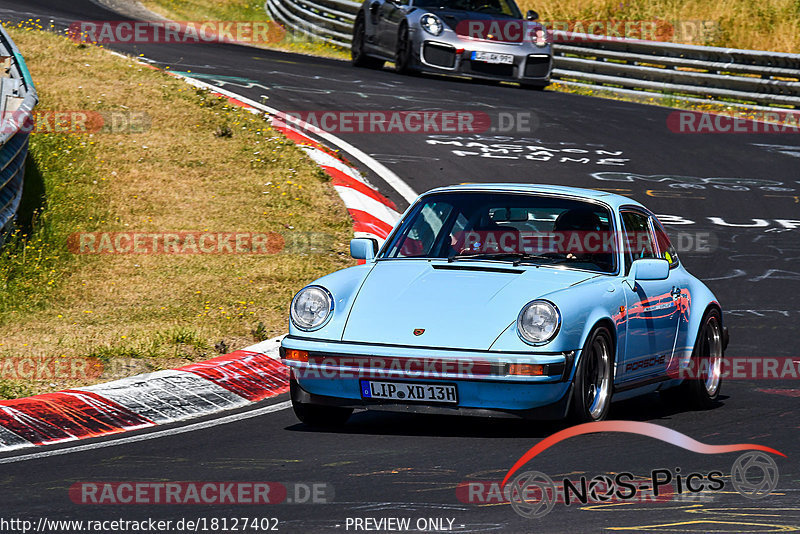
651,216 -> 691,374
620,209 -> 681,381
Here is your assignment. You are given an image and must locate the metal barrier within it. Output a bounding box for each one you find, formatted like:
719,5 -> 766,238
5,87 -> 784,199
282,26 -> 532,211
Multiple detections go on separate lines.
265,0 -> 359,48
264,0 -> 800,107
0,23 -> 38,236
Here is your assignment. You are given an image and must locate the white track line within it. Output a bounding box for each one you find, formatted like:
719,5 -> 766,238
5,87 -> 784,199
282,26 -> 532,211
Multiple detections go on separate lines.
0,401 -> 292,465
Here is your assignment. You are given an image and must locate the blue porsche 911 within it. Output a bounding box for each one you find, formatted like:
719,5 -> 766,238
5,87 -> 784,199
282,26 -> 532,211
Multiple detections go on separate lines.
280,184 -> 728,425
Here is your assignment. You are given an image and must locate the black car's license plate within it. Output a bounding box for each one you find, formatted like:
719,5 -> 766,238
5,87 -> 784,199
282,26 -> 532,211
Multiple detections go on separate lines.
360,380 -> 457,404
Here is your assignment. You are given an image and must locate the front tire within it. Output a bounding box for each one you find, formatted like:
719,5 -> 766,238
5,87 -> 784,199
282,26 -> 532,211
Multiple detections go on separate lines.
569,326 -> 614,422
352,15 -> 384,69
291,379 -> 353,427
394,24 -> 415,74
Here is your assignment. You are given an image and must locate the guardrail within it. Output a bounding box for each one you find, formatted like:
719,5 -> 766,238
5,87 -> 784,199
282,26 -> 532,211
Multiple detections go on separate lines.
264,0 -> 800,108
0,23 -> 38,237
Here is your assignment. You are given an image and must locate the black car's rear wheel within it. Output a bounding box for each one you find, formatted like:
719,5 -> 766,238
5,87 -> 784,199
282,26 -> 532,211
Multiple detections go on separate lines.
570,326 -> 613,422
395,24 -> 415,74
352,15 -> 384,69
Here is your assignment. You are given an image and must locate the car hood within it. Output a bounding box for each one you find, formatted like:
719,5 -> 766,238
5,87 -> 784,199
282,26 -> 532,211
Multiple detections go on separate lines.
429,10 -> 529,42
341,260 -> 598,350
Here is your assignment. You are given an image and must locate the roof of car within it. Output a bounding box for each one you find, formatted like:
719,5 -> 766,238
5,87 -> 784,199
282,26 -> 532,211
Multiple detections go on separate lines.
423,183 -> 644,210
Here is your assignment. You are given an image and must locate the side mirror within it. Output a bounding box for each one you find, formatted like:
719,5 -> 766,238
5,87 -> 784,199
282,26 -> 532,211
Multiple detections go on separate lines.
631,258 -> 670,281
526,10 -> 539,21
350,238 -> 379,260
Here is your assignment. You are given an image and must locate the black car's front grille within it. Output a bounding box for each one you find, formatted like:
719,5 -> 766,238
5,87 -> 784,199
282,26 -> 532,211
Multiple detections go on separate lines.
524,55 -> 551,78
467,60 -> 514,77
422,42 -> 456,68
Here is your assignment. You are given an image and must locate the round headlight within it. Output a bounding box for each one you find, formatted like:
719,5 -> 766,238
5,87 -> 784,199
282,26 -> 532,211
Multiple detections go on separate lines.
291,286 -> 333,330
420,14 -> 443,36
534,28 -> 548,47
517,300 -> 561,345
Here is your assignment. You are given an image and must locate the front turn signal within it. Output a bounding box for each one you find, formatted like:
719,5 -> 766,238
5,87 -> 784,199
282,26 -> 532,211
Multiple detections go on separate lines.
284,349 -> 309,363
509,363 -> 545,376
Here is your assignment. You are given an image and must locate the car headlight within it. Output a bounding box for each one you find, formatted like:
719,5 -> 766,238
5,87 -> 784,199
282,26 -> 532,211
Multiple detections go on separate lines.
517,300 -> 561,345
291,286 -> 333,330
533,27 -> 547,47
420,14 -> 443,36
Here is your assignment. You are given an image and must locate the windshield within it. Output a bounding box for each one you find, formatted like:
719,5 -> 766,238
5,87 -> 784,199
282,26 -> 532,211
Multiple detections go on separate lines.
413,0 -> 521,18
381,191 -> 617,274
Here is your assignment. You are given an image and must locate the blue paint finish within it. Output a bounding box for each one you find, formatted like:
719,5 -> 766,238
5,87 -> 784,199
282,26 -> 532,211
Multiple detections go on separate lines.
282,185 -> 724,417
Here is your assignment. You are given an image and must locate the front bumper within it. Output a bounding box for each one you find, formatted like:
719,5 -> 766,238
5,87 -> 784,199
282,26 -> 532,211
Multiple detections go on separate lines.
414,35 -> 552,84
280,336 -> 576,420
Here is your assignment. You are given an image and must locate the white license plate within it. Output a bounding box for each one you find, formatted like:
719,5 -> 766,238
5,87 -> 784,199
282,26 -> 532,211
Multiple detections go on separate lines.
360,380 -> 457,404
471,51 -> 514,64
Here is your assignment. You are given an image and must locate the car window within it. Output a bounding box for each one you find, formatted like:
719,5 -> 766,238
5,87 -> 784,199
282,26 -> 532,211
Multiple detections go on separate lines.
621,210 -> 656,274
394,201 -> 454,257
652,218 -> 679,268
382,191 -> 617,273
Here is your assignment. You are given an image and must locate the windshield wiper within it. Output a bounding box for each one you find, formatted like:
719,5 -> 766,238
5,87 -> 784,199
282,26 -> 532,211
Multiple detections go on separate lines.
446,252 -> 611,270
447,252 -> 527,263
447,252 -> 569,265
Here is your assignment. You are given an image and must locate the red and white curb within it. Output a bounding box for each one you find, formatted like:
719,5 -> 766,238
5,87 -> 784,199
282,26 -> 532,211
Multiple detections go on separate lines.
0,337 -> 287,452
0,54 -> 413,453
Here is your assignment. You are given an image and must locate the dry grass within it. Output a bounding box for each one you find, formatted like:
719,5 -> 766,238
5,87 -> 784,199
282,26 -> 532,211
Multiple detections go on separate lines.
144,0 -> 800,52
0,25 -> 354,398
522,0 -> 800,52
141,0 -> 349,58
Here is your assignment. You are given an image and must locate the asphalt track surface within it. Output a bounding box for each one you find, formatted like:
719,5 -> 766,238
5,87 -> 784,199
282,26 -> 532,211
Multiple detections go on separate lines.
0,0 -> 799,532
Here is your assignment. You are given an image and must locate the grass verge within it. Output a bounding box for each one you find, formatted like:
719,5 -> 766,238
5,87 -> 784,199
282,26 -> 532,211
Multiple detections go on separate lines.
140,0 -> 349,59
0,24 -> 354,398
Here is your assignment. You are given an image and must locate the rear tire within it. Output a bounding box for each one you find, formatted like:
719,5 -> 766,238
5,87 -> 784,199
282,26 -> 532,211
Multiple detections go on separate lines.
569,326 -> 614,422
680,308 -> 724,409
291,379 -> 353,427
352,15 -> 384,69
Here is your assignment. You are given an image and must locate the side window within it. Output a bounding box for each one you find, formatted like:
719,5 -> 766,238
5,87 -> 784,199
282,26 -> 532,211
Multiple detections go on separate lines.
621,211 -> 656,274
394,202 -> 452,257
652,219 -> 679,268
